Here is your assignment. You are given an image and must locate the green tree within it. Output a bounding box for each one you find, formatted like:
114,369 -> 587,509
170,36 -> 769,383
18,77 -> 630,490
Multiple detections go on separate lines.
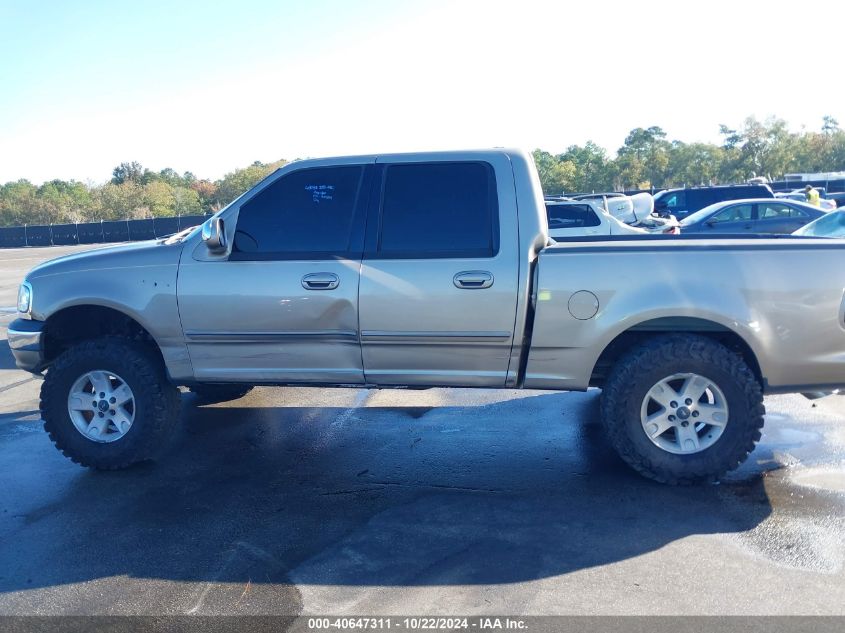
142,180 -> 176,217
531,150 -> 576,195
94,182 -> 145,220
718,116 -> 797,181
190,180 -> 219,212
111,161 -> 146,185
36,180 -> 93,223
558,141 -> 611,192
822,116 -> 840,135
156,168 -> 184,188
0,180 -> 43,225
214,159 -> 287,207
172,186 -> 202,215
665,142 -> 725,187
613,126 -> 670,188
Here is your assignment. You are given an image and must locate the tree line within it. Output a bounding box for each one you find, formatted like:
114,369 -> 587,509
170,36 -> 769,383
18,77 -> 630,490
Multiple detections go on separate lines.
1,115 -> 844,227
0,159 -> 287,228
535,115 -> 844,195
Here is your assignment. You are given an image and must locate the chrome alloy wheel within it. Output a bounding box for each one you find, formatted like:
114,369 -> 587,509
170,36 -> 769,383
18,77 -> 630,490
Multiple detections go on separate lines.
639,373 -> 729,455
67,370 -> 136,443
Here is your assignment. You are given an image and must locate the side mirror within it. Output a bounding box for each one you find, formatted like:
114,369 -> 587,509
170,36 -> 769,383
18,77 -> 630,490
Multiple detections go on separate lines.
201,217 -> 227,252
705,219 -> 717,227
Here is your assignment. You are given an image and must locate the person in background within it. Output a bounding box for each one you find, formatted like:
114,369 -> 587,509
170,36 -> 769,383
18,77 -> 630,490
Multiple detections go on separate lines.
805,185 -> 821,207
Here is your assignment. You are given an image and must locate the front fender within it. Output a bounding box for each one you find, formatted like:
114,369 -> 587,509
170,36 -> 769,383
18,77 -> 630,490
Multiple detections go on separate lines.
25,242 -> 192,381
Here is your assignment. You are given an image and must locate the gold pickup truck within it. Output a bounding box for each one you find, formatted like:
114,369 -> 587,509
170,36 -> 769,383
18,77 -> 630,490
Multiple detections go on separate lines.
9,149 -> 845,484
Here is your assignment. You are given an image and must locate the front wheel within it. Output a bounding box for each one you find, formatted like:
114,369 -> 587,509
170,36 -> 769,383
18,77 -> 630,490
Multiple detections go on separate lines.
40,339 -> 181,470
600,334 -> 765,485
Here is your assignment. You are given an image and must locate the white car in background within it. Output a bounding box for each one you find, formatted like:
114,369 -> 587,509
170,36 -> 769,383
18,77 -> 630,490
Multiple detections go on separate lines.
545,200 -> 648,239
570,192 -> 636,218
545,193 -> 679,239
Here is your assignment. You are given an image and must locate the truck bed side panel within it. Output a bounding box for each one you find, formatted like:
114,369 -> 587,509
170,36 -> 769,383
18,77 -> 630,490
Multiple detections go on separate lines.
525,239 -> 845,392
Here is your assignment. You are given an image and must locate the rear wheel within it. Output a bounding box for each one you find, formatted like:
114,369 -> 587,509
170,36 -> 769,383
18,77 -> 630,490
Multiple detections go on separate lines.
40,338 -> 180,470
600,334 -> 765,484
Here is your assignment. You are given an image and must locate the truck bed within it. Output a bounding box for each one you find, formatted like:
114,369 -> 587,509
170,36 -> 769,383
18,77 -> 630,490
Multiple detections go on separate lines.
525,235 -> 845,393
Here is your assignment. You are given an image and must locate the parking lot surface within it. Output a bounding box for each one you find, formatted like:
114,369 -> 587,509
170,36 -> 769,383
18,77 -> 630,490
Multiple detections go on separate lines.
1,244 -> 844,615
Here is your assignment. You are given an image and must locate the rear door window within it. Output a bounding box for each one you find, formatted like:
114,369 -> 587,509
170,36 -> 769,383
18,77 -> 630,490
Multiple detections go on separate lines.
758,202 -> 796,219
546,204 -> 602,229
375,162 -> 498,258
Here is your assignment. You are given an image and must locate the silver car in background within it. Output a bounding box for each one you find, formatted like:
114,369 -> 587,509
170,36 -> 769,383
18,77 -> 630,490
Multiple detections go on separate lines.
793,209 -> 845,238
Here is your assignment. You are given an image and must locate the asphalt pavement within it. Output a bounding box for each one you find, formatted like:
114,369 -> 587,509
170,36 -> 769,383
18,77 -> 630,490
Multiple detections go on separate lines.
0,244 -> 844,616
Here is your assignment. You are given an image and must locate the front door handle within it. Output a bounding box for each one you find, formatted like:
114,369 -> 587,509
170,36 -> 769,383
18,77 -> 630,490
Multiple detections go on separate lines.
453,271 -> 494,289
301,273 -> 339,290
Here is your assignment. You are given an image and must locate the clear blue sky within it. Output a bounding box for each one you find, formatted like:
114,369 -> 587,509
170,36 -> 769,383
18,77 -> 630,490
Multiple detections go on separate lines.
1,0 -> 842,184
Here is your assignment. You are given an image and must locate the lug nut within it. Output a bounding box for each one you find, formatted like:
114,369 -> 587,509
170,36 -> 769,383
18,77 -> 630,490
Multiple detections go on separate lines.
692,411 -> 700,418
685,398 -> 693,405
681,421 -> 689,427
110,409 -> 115,415
668,415 -> 676,422
98,412 -> 104,418
670,401 -> 678,408
110,397 -> 116,404
99,392 -> 105,398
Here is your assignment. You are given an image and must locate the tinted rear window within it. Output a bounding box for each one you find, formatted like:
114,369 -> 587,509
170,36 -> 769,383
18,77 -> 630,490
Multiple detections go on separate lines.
546,204 -> 601,229
377,162 -> 498,258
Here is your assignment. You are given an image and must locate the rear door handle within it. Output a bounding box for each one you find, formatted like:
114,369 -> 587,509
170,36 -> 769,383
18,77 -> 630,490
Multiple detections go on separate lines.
301,273 -> 339,290
453,271 -> 494,289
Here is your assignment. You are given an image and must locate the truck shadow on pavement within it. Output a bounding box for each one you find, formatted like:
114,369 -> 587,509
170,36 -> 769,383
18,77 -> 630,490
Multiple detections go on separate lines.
0,340 -> 17,370
0,390 -> 773,608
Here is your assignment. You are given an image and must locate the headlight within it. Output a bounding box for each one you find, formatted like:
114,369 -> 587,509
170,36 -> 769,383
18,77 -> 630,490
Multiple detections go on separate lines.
17,282 -> 32,315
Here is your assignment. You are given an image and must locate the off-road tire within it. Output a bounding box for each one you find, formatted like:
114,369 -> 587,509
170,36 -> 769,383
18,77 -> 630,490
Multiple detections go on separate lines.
40,338 -> 180,470
600,334 -> 765,485
188,384 -> 254,403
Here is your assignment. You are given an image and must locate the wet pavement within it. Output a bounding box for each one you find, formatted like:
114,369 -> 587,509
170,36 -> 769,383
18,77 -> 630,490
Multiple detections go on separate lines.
0,245 -> 844,615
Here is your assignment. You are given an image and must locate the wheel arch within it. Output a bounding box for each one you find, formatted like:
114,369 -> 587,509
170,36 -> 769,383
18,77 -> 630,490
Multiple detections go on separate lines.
590,317 -> 764,389
42,304 -> 165,368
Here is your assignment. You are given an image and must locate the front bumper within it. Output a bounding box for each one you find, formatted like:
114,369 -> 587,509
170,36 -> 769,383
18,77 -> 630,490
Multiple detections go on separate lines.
7,318 -> 45,373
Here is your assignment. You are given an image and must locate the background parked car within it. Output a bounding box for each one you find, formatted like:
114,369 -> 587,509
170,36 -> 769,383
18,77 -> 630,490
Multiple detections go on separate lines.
678,198 -> 827,234
547,194 -> 679,235
653,184 -> 774,220
828,192 -> 845,208
545,201 -> 647,239
568,193 -> 633,218
793,209 -> 845,238
775,188 -> 840,210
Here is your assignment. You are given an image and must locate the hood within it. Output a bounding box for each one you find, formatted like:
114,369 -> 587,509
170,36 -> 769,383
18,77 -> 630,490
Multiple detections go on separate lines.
27,239 -> 185,280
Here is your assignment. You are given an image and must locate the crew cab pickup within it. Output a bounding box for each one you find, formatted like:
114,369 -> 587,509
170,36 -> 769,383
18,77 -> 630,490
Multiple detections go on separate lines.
9,149 -> 845,484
